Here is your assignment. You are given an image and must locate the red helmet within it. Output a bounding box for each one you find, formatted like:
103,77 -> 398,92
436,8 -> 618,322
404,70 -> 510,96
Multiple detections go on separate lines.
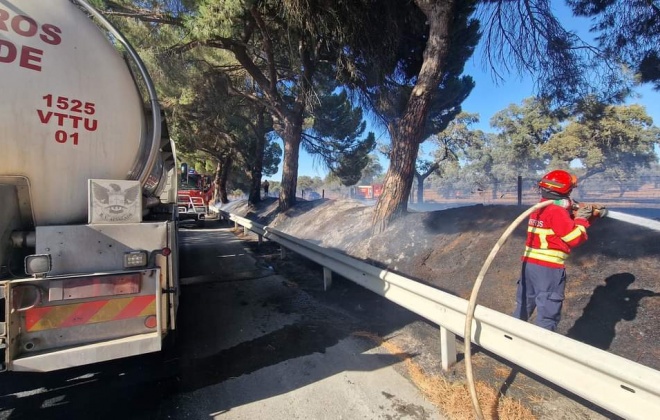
539,170 -> 577,195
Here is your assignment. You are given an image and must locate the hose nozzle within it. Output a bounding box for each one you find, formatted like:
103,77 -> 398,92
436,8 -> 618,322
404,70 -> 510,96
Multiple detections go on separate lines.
571,200 -> 608,218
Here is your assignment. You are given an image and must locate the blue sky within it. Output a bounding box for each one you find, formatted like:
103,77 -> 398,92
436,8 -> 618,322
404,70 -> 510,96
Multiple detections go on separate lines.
268,3 -> 660,180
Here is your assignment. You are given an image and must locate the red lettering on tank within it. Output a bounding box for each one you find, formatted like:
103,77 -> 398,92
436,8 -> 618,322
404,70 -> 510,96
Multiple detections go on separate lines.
70,100 -> 83,113
11,15 -> 38,37
0,39 -> 16,63
53,112 -> 67,126
84,102 -> 96,115
0,9 -> 8,31
39,95 -> 99,144
84,118 -> 98,132
37,110 -> 53,124
40,24 -> 62,46
19,45 -> 42,71
69,115 -> 82,129
0,7 -> 63,74
0,40 -> 42,71
55,130 -> 67,143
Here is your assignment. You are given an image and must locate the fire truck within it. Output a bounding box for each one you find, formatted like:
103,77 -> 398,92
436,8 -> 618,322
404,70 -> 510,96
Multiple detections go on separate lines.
355,184 -> 384,200
0,0 -> 180,372
177,167 -> 212,227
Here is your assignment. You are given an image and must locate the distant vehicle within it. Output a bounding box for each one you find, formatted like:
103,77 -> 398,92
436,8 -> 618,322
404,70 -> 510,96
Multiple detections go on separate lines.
178,167 -> 212,227
307,191 -> 322,200
356,184 -> 383,199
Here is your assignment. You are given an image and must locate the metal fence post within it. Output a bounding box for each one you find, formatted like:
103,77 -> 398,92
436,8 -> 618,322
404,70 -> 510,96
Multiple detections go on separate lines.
323,267 -> 333,291
517,175 -> 522,206
440,326 -> 457,371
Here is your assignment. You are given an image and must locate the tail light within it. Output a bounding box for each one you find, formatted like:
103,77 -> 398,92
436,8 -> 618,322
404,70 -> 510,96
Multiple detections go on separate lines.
123,251 -> 148,268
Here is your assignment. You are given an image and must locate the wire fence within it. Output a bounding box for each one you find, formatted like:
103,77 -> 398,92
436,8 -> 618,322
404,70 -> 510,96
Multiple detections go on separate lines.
419,176 -> 660,210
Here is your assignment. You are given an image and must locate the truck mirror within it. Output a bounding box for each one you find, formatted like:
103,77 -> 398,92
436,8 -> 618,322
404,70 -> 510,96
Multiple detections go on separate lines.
11,285 -> 42,312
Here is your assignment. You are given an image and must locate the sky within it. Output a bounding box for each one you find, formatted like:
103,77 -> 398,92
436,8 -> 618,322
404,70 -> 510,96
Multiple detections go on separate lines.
267,3 -> 660,181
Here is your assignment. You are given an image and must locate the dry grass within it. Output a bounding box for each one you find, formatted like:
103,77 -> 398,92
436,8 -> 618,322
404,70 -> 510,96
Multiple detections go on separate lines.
353,331 -> 536,420
493,365 -> 512,379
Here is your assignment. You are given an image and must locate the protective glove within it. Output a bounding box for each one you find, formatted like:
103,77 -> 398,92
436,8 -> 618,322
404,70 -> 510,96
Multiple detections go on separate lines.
575,204 -> 593,220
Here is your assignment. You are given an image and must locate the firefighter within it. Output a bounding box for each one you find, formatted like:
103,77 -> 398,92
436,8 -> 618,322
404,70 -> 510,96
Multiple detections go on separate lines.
262,179 -> 270,197
513,170 -> 596,331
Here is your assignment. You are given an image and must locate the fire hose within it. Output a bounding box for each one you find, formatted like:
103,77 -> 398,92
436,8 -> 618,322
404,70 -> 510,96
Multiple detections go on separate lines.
463,201 -> 659,419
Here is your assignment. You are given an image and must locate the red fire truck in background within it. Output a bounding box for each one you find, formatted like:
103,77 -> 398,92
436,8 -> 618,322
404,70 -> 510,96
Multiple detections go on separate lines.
356,184 -> 384,199
178,165 -> 213,227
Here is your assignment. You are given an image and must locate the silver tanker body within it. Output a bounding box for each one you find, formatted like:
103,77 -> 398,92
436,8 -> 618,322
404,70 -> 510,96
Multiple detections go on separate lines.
0,0 -> 179,373
0,0 -> 166,225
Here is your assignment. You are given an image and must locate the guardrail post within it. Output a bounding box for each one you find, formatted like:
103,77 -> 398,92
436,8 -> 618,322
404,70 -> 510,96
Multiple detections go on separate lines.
440,326 -> 457,371
234,220 -> 238,230
243,226 -> 249,236
280,246 -> 287,259
323,267 -> 332,291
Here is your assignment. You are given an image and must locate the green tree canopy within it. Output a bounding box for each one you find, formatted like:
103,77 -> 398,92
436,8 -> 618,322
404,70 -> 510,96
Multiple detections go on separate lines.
490,97 -> 562,173
544,102 -> 660,181
302,91 -> 376,186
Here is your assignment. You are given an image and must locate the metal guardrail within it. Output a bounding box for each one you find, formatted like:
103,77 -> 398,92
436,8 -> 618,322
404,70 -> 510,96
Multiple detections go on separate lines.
220,210 -> 660,419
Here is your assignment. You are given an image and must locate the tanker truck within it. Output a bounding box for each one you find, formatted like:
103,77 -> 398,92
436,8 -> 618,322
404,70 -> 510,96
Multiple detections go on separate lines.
0,0 -> 180,372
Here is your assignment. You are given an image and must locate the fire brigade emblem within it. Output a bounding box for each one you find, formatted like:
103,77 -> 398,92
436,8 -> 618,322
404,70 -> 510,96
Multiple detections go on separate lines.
90,180 -> 142,223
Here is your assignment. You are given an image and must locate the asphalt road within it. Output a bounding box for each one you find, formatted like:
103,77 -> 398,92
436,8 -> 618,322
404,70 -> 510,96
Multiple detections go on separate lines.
0,220 -> 441,420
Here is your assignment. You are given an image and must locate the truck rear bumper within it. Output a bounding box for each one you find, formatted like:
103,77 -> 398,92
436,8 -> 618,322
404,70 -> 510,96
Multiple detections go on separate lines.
10,331 -> 161,372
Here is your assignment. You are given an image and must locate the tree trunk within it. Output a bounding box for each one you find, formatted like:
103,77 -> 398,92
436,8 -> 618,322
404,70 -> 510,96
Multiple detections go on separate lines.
278,113 -> 303,212
414,163 -> 439,204
618,183 -> 626,198
213,161 -> 222,204
218,155 -> 232,204
248,174 -> 262,206
248,113 -> 267,206
372,0 -> 455,233
373,129 -> 421,233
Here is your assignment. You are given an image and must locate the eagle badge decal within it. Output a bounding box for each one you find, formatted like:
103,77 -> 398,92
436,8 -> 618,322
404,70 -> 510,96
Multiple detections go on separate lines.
88,180 -> 142,223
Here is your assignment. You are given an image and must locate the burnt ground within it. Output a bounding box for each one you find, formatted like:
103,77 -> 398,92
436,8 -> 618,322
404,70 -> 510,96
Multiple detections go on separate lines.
219,197 -> 660,419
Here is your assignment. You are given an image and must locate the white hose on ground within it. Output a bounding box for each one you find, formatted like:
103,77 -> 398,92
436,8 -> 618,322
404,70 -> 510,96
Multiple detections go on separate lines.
464,200 -> 554,420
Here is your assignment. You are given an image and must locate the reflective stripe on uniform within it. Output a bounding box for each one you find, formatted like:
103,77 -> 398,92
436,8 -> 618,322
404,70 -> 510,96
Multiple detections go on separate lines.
528,226 -> 554,249
25,295 -> 156,332
523,246 -> 568,265
561,224 -> 587,242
